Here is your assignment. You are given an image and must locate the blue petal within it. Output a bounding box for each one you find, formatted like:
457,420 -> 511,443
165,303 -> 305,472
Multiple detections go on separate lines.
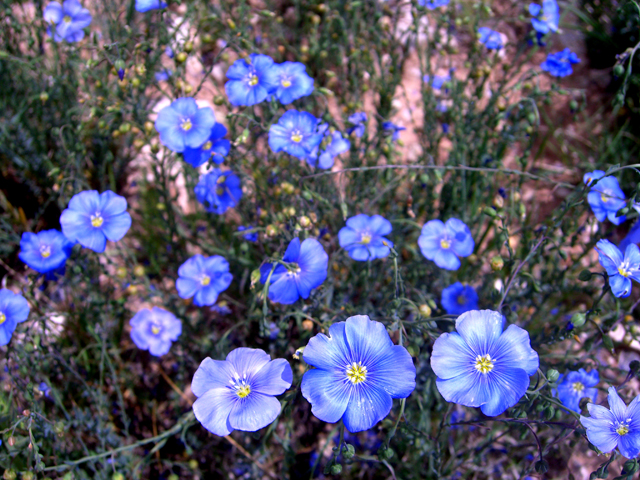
99,190 -> 127,216
301,368 -> 351,424
455,310 -> 505,355
431,331 -> 475,380
581,415 -> 618,453
596,239 -> 623,274
251,358 -> 293,395
193,388 -> 236,436
367,344 -> 416,398
282,237 -> 301,262
491,324 -> 539,376
608,387 -> 628,422
528,3 -> 541,15
76,228 -> 107,253
344,315 -> 394,364
433,249 -> 460,270
191,357 -> 237,397
618,433 -> 640,459
1,291 -> 30,324
101,212 -> 132,242
610,274 -> 632,298
194,286 -> 219,306
342,384 -> 393,433
478,364 -> 531,416
268,276 -> 300,304
302,321 -> 350,370
228,393 -> 282,432
226,348 -> 271,378
446,218 -> 474,257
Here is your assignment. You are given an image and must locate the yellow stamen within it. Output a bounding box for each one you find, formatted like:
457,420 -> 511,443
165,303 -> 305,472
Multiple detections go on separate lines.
63,15 -> 72,22
281,79 -> 292,88
216,175 -> 226,184
91,214 -> 104,228
151,325 -> 160,335
202,141 -> 212,151
619,265 -> 631,278
201,275 -> 211,286
475,354 -> 494,374
181,118 -> 192,131
236,385 -> 251,398
456,294 -> 466,305
360,233 -> 372,245
617,423 -> 630,436
247,74 -> 258,87
0,312 -> 5,325
572,382 -> 585,393
440,239 -> 451,249
40,245 -> 51,258
291,132 -> 303,143
346,362 -> 367,384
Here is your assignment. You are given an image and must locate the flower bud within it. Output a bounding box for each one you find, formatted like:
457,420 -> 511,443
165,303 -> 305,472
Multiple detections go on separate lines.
265,224 -> 278,237
112,474 -> 124,480
343,443 -> 355,459
570,313 -> 586,328
214,95 -> 225,106
22,472 -> 34,480
144,121 -> 154,134
614,64 -> 625,77
578,269 -> 592,281
299,216 -> 312,228
184,41 -> 194,53
492,195 -> 504,209
546,369 -> 559,383
133,265 -> 145,277
490,256 -> 504,271
419,304 -> 432,318
3,469 -> 16,480
330,464 -> 342,475
281,182 -> 295,195
7,436 -> 16,446
302,319 -> 313,331
176,52 -> 187,63
39,92 -> 49,103
131,78 -> 141,88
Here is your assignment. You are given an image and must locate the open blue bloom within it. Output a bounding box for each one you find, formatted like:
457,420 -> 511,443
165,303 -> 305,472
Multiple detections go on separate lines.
260,238 -> 328,304
595,240 -> 640,298
581,387 -> 640,459
238,226 -> 258,242
0,289 -> 30,346
541,49 -> 580,77
268,110 -> 323,159
60,190 -> 132,253
19,230 -> 74,274
583,170 -> 626,224
192,348 -> 292,436
225,54 -> 280,106
554,369 -> 599,413
423,74 -> 451,90
194,169 -> 243,215
301,315 -> 416,433
165,46 -> 174,58
176,254 -> 233,307
418,218 -> 474,270
529,0 -> 559,34
419,0 -> 449,8
382,122 -> 406,142
43,0 -> 92,43
338,214 -> 393,261
183,123 -> 230,168
441,282 -> 478,316
270,62 -> 314,104
130,307 -> 181,357
478,27 -> 504,50
431,309 -> 539,416
306,126 -> 350,169
347,112 -> 367,138
155,98 -> 216,153
39,382 -> 52,398
135,0 -> 166,12
154,69 -> 172,82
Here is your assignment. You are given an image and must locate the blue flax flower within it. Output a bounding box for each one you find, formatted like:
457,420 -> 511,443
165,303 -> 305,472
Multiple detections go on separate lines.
583,170 -> 626,224
225,54 -> 280,106
541,49 -> 580,77
423,74 -> 451,90
418,218 -> 474,270
194,169 -> 242,215
60,190 -> 132,253
338,214 -> 393,261
192,348 -> 292,436
419,0 -> 450,8
382,122 -> 406,142
529,0 -> 559,34
259,238 -> 328,304
135,0 -> 166,12
155,98 -> 216,153
176,254 -> 233,307
238,226 -> 258,242
0,289 -> 30,346
347,112 -> 367,138
306,126 -> 350,169
183,123 -> 230,168
19,230 -> 74,274
441,282 -> 478,316
478,27 -> 504,50
555,369 -> 599,413
130,307 -> 181,356
581,387 -> 640,459
270,62 -> 314,104
431,309 -> 539,416
154,69 -> 172,82
268,110 -> 323,160
595,240 -> 640,298
301,315 -> 416,433
43,0 -> 92,43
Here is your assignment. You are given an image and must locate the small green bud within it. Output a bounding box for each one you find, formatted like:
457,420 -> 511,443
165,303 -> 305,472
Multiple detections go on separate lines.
578,270 -> 592,281
569,99 -> 578,111
112,475 -> 124,480
544,406 -> 555,420
381,448 -> 394,459
490,256 -> 504,271
419,304 -> 432,318
602,335 -> 614,351
623,459 -> 639,474
535,460 -> 549,474
330,464 -> 342,475
571,313 -> 586,328
184,41 -> 194,53
483,206 -> 497,218
39,92 -> 49,102
168,475 -> 179,480
176,52 -> 188,63
3,470 -> 16,480
546,369 -> 559,383
188,459 -> 198,470
213,95 -> 225,106
614,64 -> 625,77
343,443 -> 355,459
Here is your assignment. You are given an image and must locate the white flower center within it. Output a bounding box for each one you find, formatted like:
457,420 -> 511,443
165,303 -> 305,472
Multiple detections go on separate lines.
475,354 -> 494,374
40,245 -> 52,258
346,362 -> 367,384
91,213 -> 104,228
0,312 -> 5,325
291,130 -> 303,143
572,381 -> 585,393
181,118 -> 193,131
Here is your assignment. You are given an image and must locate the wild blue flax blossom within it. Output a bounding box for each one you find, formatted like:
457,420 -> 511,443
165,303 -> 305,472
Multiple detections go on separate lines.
192,348 -> 292,436
129,307 -> 181,356
270,62 -> 314,104
306,126 -> 350,169
176,254 -> 233,307
43,0 -> 92,43
225,54 -> 279,106
194,169 -> 242,215
347,112 -> 367,138
237,226 -> 258,242
441,282 -> 478,316
0,289 -> 30,346
60,190 -> 132,253
554,369 -> 599,413
268,110 -> 323,159
183,123 -> 230,168
541,49 -> 580,77
423,74 -> 451,91
155,98 -> 216,153
259,237 -> 328,304
419,0 -> 449,8
418,218 -> 474,270
583,170 -> 626,225
430,310 -> 539,416
478,27 -> 504,50
529,0 -> 559,34
581,387 -> 640,458
382,122 -> 406,142
135,0 -> 166,12
338,214 -> 393,261
301,315 -> 416,433
595,240 -> 640,298
19,230 -> 74,274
